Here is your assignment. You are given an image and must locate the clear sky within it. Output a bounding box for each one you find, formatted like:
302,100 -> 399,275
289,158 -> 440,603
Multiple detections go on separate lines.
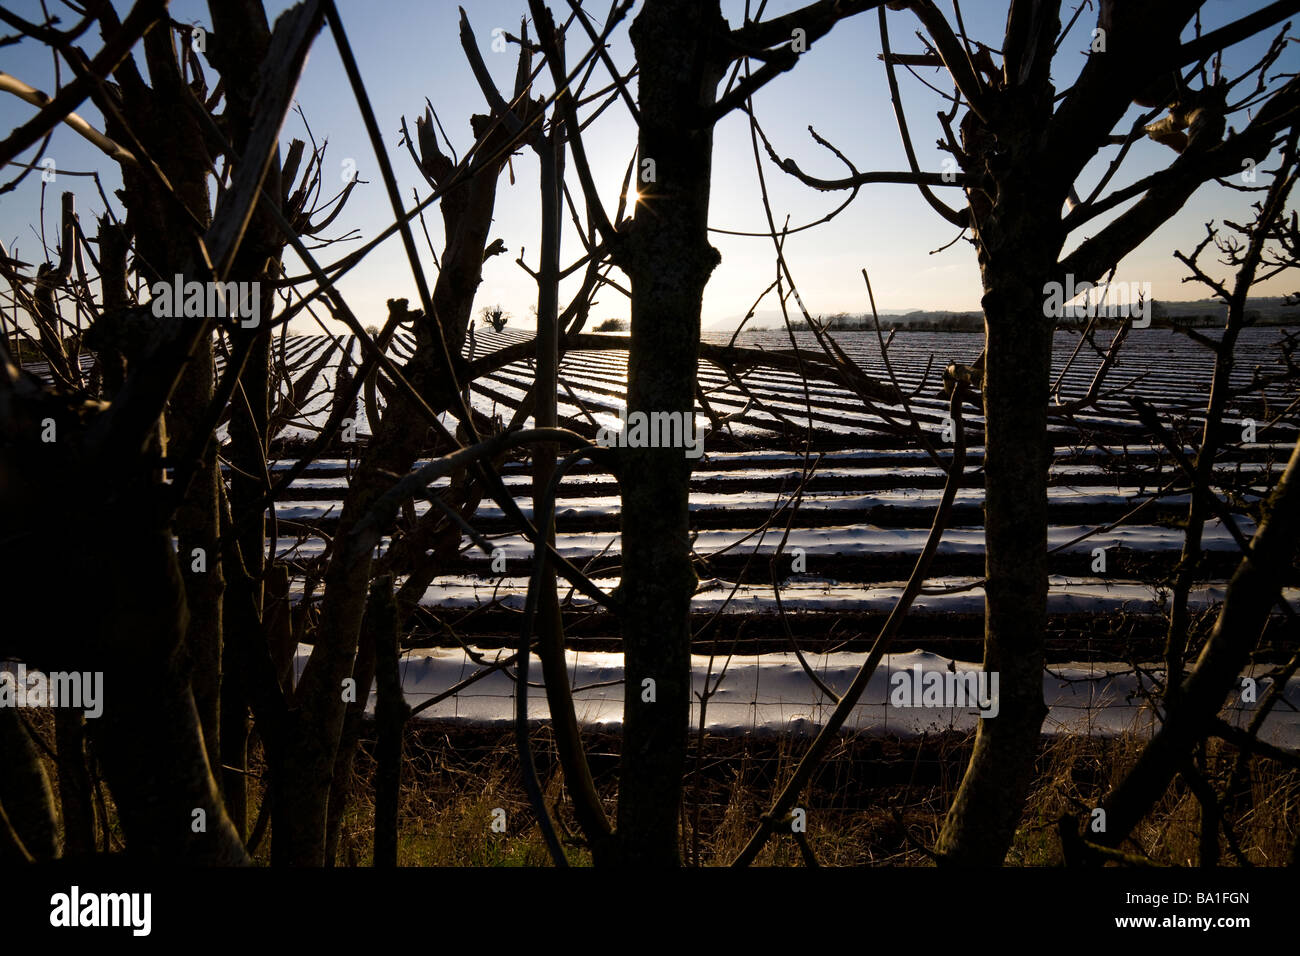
1,0 -> 1296,335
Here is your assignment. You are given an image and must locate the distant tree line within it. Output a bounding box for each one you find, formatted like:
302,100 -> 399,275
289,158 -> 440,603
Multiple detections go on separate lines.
774,298 -> 1299,333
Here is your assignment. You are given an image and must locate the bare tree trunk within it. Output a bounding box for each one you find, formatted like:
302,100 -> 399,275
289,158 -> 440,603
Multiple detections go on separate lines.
1162,322 -> 1246,699
105,13 -> 230,788
92,217 -> 129,398
0,503 -> 254,863
615,0 -> 726,865
0,0 -> 317,865
82,516 -> 249,863
277,144 -> 507,864
207,0 -> 281,838
54,708 -> 96,857
935,64 -> 1062,859
525,63 -> 614,860
0,706 -> 57,860
935,269 -> 1054,863
172,344 -> 225,780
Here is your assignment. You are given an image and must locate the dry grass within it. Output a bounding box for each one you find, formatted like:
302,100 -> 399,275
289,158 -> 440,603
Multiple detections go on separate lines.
16,707 -> 1299,866
1012,732 -> 1300,866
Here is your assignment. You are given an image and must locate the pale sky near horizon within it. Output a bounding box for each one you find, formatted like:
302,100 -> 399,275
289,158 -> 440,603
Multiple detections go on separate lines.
1,0 -> 1297,334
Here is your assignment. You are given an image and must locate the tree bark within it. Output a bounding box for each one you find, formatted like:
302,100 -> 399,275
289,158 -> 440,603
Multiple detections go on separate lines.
935,77 -> 1062,863
615,0 -> 726,865
935,267 -> 1054,864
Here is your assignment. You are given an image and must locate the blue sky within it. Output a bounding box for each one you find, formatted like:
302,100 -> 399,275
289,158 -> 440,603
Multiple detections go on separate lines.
1,0 -> 1296,333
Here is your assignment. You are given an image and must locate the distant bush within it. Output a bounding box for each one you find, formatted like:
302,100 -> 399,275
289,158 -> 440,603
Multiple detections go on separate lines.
479,304 -> 509,332
594,318 -> 628,332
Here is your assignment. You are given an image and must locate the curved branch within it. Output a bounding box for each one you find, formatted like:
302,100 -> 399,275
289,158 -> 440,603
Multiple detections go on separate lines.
878,5 -> 968,227
894,0 -> 989,123
1059,79 -> 1300,285
770,156 -> 970,191
710,117 -> 864,237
